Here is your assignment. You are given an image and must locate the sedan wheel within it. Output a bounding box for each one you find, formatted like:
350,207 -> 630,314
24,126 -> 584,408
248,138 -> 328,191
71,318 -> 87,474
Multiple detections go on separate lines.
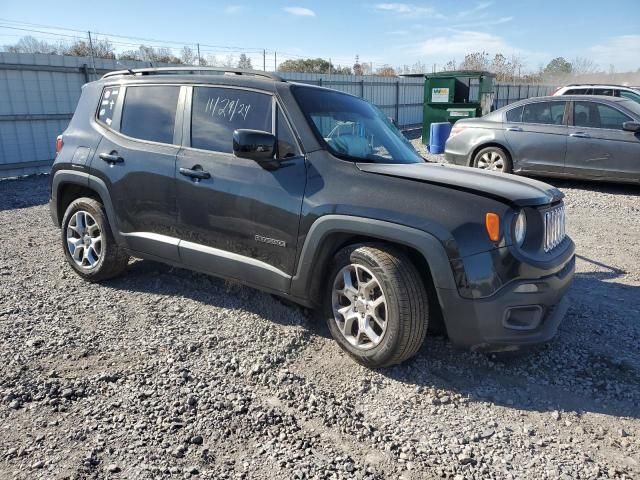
473,146 -> 512,173
477,151 -> 505,171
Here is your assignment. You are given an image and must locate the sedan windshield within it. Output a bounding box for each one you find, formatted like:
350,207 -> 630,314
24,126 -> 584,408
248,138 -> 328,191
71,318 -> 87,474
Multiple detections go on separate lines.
292,86 -> 424,164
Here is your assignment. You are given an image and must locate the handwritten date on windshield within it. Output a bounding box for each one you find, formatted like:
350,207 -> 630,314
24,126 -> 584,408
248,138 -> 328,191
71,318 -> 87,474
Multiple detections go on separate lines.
204,97 -> 251,122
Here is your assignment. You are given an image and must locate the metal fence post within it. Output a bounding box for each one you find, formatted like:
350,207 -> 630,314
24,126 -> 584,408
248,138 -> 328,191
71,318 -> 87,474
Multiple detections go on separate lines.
395,81 -> 400,125
360,80 -> 364,98
81,64 -> 90,83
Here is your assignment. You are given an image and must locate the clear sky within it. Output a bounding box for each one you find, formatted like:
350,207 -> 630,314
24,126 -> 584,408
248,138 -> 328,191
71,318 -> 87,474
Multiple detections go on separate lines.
1,0 -> 639,72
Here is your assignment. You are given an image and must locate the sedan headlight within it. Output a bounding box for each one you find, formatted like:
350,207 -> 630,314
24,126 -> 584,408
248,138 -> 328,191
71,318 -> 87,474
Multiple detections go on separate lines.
514,211 -> 527,246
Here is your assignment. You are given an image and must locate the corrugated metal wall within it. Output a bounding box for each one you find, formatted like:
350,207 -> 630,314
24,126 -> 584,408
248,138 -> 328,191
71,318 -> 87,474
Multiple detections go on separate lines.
493,83 -> 556,109
0,53 -> 179,178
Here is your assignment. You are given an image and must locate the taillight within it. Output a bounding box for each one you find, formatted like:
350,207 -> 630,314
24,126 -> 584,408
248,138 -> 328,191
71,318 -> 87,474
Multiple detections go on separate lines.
449,125 -> 466,137
55,135 -> 63,155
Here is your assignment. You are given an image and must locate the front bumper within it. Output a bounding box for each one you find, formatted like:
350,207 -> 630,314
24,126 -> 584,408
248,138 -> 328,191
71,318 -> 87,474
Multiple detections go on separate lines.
437,253 -> 575,352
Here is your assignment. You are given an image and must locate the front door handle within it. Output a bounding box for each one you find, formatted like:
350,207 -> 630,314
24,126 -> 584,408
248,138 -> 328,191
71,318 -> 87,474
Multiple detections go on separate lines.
506,126 -> 523,132
179,167 -> 211,180
99,152 -> 124,163
570,132 -> 590,138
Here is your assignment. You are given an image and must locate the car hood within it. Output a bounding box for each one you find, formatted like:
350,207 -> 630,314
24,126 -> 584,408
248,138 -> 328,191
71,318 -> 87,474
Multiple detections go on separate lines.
356,162 -> 564,207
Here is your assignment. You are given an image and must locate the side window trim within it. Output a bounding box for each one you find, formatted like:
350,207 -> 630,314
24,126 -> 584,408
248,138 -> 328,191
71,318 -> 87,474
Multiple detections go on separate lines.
111,86 -> 124,131
184,84 -> 275,155
275,100 -> 304,157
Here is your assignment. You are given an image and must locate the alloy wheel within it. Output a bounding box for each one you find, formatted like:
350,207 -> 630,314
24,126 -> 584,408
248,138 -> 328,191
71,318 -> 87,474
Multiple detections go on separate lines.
332,264 -> 388,350
66,210 -> 102,269
477,151 -> 505,171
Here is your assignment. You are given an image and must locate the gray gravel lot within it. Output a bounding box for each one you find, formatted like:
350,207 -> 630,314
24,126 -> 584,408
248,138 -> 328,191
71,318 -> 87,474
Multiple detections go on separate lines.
1,173 -> 639,480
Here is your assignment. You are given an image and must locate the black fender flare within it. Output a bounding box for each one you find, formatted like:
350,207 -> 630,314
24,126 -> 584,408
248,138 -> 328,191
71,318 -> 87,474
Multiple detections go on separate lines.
290,215 -> 458,301
51,170 -> 123,244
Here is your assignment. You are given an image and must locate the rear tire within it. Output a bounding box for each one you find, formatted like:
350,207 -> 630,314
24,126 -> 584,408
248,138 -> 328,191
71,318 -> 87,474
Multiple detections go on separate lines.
473,146 -> 512,173
61,197 -> 129,281
324,244 -> 429,368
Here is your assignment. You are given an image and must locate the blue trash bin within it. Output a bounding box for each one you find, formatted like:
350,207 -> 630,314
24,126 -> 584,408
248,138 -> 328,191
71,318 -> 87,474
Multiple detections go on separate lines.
429,122 -> 452,154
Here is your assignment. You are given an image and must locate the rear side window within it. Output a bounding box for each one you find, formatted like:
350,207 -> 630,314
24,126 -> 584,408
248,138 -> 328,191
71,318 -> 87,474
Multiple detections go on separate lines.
505,105 -> 523,122
564,88 -> 588,95
120,86 -> 180,144
593,88 -> 615,96
97,86 -> 122,127
191,87 -> 272,153
574,101 -> 632,129
522,101 -> 566,125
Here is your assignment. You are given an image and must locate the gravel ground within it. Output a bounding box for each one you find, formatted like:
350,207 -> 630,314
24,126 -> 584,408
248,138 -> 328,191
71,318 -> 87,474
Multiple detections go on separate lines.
1,173 -> 639,480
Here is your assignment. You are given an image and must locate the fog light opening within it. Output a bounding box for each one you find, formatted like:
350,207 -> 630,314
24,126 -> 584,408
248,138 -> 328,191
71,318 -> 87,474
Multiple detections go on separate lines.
503,305 -> 543,331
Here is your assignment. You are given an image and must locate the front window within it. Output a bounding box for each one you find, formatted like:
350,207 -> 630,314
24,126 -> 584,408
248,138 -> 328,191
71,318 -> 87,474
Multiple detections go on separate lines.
292,86 -> 423,164
574,101 -> 632,129
191,86 -> 272,153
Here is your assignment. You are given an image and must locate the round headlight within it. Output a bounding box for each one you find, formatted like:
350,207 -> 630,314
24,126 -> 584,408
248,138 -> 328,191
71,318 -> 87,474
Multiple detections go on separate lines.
514,211 -> 527,246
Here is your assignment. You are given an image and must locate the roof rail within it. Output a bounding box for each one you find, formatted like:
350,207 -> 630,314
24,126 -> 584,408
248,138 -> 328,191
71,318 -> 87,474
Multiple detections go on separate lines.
102,67 -> 284,82
565,83 -> 627,87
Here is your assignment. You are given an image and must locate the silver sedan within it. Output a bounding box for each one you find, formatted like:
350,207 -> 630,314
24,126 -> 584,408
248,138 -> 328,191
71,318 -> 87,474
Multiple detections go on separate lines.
444,95 -> 640,184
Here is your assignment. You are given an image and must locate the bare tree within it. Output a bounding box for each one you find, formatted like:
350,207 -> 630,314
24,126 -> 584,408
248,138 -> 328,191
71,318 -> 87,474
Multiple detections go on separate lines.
63,37 -> 115,59
180,46 -> 196,65
4,36 -> 61,54
459,52 -> 490,71
376,65 -> 396,77
571,57 -> 599,76
237,53 -> 253,70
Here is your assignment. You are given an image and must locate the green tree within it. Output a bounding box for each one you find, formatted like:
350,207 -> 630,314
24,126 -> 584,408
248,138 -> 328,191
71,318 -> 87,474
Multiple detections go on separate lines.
278,57 -> 332,73
544,57 -> 572,75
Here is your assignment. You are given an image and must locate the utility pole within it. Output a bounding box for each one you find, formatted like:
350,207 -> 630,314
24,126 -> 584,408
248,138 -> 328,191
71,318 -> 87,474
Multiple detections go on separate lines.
263,49 -> 266,71
87,31 -> 97,78
329,58 -> 332,76
197,43 -> 201,66
274,51 -> 277,72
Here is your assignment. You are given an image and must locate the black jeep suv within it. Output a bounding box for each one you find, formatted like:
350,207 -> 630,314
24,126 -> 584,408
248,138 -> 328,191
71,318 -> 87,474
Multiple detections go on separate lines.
50,67 -> 575,368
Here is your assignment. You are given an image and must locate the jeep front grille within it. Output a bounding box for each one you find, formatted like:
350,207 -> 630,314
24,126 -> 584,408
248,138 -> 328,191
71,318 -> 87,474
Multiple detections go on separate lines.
543,204 -> 566,253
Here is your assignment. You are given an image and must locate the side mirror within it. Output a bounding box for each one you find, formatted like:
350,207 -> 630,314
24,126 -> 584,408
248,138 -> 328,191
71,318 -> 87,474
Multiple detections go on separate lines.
233,129 -> 278,168
622,121 -> 640,132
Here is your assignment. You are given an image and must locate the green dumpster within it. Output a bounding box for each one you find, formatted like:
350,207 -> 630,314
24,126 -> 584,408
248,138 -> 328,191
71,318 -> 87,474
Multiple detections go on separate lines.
419,70 -> 496,144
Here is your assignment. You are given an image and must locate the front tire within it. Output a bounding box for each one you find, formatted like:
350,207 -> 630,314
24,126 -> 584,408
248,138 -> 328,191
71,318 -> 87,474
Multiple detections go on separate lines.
325,244 -> 429,368
473,146 -> 512,173
61,197 -> 129,281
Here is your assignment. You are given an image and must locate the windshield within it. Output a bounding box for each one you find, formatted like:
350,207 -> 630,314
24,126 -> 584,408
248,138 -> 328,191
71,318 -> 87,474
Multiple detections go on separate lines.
292,86 -> 424,164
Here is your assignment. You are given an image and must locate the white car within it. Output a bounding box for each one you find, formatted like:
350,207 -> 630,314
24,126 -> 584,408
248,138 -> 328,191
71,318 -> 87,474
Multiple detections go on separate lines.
553,84 -> 640,103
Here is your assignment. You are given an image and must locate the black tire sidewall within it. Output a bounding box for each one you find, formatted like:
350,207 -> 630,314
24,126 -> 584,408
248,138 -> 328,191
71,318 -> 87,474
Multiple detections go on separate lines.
324,246 -> 405,367
474,146 -> 513,173
61,198 -> 112,280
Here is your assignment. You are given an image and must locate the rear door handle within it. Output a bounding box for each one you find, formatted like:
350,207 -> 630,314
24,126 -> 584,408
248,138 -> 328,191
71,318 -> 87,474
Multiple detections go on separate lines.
179,167 -> 211,180
99,152 -> 124,163
506,126 -> 522,132
570,132 -> 590,138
